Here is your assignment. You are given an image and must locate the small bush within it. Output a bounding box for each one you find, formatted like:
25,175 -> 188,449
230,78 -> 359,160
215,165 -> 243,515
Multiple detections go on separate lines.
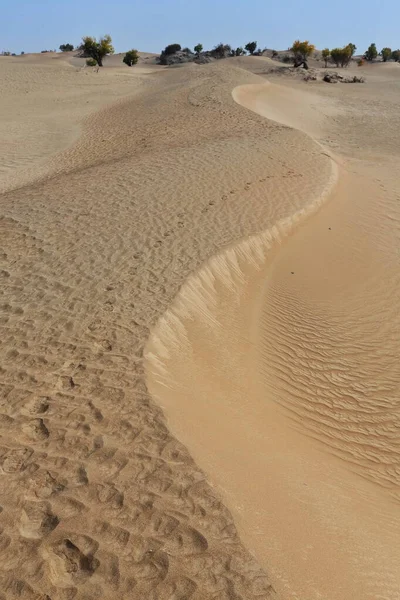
86,57 -> 97,67
357,58 -> 365,67
282,55 -> 292,63
194,43 -> 203,54
163,44 -> 181,56
272,50 -> 278,58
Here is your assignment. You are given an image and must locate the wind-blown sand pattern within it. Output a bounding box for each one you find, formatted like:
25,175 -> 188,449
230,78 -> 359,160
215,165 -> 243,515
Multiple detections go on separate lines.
146,64 -> 400,599
1,50 -> 399,599
0,52 -> 332,599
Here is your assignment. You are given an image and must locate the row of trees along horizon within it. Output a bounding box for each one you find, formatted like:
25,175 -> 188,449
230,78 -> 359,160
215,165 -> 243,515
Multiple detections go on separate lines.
3,38 -> 400,67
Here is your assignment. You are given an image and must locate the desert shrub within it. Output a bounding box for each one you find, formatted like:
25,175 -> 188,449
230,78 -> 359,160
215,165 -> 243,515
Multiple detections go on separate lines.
321,48 -> 330,67
123,49 -> 139,67
380,47 -> 392,62
86,58 -> 97,67
391,49 -> 400,62
290,40 -> 315,68
282,54 -> 292,63
357,58 -> 365,67
245,41 -> 257,55
59,43 -> 74,52
194,43 -> 203,54
234,47 -> 245,56
80,35 -> 114,67
211,43 -> 232,59
364,43 -> 378,61
272,50 -> 278,58
163,44 -> 181,55
182,47 -> 192,54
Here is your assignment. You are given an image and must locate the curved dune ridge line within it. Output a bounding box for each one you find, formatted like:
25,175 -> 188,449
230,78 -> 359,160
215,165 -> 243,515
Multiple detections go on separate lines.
1,56 -> 338,600
145,80 -> 400,599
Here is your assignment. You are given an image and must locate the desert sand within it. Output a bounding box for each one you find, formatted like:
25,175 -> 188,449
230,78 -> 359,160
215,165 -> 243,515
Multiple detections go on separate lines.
1,49 -> 399,600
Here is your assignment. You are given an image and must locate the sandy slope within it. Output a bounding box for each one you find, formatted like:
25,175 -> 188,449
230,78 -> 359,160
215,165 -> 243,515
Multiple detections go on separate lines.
146,65 -> 400,599
0,53 -> 333,599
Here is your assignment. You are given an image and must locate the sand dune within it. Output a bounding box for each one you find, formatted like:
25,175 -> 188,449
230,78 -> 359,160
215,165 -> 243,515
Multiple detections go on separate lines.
146,68 -> 400,598
1,49 -> 399,599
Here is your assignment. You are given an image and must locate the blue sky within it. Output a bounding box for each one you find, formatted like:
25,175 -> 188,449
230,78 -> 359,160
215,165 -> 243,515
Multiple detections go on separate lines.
1,0 -> 399,55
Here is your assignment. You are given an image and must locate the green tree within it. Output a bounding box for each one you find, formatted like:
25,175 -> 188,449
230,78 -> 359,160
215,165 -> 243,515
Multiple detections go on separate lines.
381,47 -> 392,62
80,35 -> 114,67
330,45 -> 353,68
59,43 -> 74,52
391,49 -> 400,62
194,43 -> 203,54
347,43 -> 357,57
123,49 -> 139,66
290,40 -> 315,68
321,48 -> 330,67
245,41 -> 257,55
364,43 -> 378,61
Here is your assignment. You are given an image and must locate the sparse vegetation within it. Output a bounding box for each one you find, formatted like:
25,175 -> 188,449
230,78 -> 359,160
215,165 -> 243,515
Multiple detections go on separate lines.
194,43 -> 203,54
245,41 -> 257,55
231,47 -> 245,57
282,54 -> 292,64
330,45 -> 353,68
290,40 -> 315,69
80,35 -> 114,67
163,44 -> 181,55
123,49 -> 139,67
381,47 -> 392,62
321,48 -> 330,68
59,43 -> 74,52
364,43 -> 378,62
391,49 -> 400,62
211,43 -> 232,59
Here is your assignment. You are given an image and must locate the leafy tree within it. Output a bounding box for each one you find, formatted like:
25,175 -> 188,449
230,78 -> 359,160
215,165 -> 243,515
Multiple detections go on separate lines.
391,49 -> 400,62
290,40 -> 315,68
59,43 -> 74,52
80,35 -> 114,67
347,43 -> 357,57
381,47 -> 392,62
163,44 -> 181,55
364,43 -> 378,62
123,49 -> 139,66
194,43 -> 203,54
321,48 -> 330,68
245,41 -> 257,55
330,45 -> 353,68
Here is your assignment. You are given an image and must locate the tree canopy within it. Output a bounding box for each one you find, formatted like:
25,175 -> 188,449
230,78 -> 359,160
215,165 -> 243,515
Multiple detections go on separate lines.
59,43 -> 74,52
364,43 -> 378,61
321,48 -> 330,67
123,49 -> 139,67
290,40 -> 315,68
245,41 -> 257,55
194,43 -> 203,54
80,35 -> 114,67
381,47 -> 392,62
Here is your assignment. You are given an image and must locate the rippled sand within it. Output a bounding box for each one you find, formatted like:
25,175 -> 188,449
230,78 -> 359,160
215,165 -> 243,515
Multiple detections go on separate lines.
146,64 -> 400,598
1,51 -> 332,599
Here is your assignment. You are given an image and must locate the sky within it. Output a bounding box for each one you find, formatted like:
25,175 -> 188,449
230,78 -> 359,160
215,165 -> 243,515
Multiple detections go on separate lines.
1,0 -> 399,55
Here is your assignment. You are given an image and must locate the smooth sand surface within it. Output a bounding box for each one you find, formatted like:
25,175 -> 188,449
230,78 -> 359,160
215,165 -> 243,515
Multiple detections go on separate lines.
1,50 -> 399,599
146,64 -> 400,599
